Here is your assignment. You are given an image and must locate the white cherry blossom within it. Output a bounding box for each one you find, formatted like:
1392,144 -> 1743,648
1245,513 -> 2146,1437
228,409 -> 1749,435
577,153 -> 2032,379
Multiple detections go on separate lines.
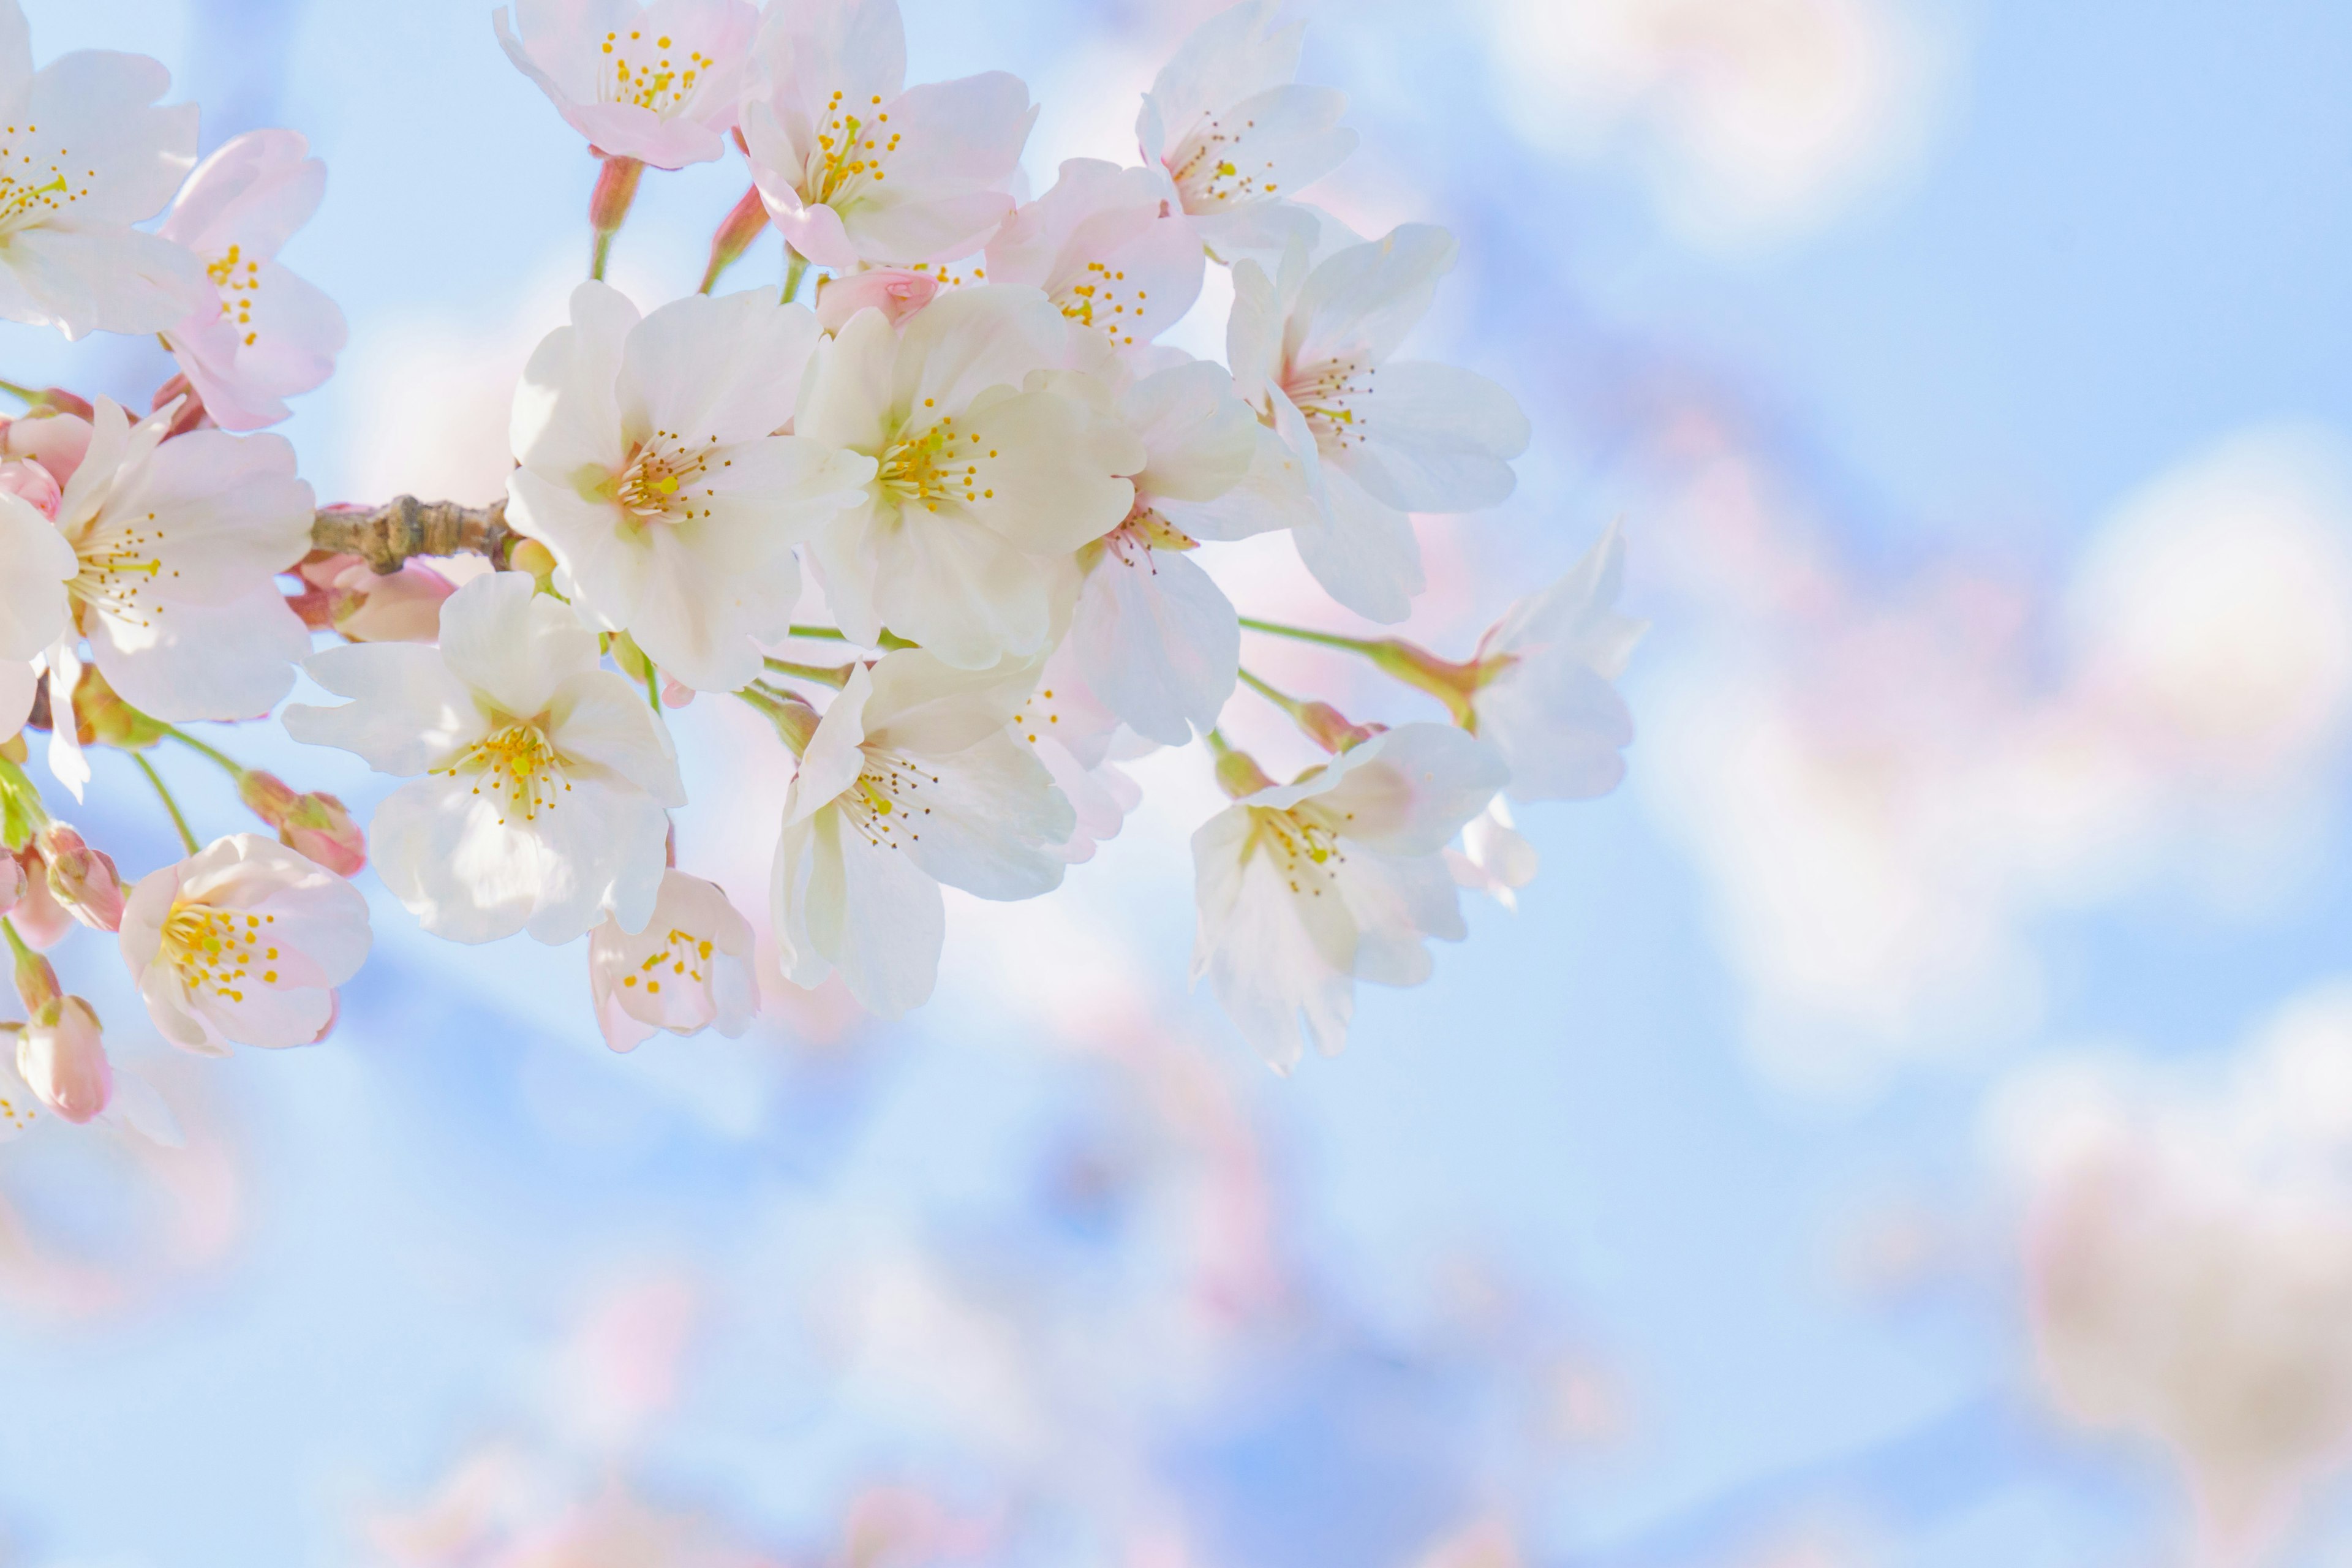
284,572 -> 685,945
1191,724 -> 1507,1070
586,869 -> 757,1052
739,0 -> 1034,269
1137,0 -> 1355,263
0,473 -> 73,736
1009,642 -> 1142,865
772,650 -> 1075,1017
984,158 -> 1205,356
494,0 -> 760,170
1446,799 -> 1539,913
797,285 -> 1144,669
118,834 -> 371,1054
1471,522 -> 1647,801
0,1 -> 206,339
156,129 -> 347,431
507,281 -> 876,692
1229,225 -> 1529,622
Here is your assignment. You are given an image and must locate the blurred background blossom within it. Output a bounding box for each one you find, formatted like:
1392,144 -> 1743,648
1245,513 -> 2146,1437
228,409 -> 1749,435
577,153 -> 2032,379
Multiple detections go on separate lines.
6,0 -> 2352,1565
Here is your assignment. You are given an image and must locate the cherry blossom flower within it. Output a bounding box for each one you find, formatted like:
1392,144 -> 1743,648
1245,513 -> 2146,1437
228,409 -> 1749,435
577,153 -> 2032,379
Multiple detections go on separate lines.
812,266 -> 936,333
0,847 -> 20,918
1137,0 -> 1356,262
156,129 -> 347,432
284,571 -> 685,945
1008,652 -> 1142,865
586,869 -> 756,1051
797,285 -> 1144,668
6,845 -> 69,949
49,395 -> 314,724
32,820 -> 123,932
507,282 -> 876,692
0,474 -> 74,736
771,650 -> 1075,1017
738,0 -> 1035,269
1446,800 -> 1539,913
1469,522 -> 1647,801
118,833 -> 371,1054
984,159 -> 1205,356
1228,225 -> 1529,622
10,995 -> 108,1123
0,1 -> 206,339
1191,724 -> 1507,1070
494,0 -> 760,170
290,553 -> 455,644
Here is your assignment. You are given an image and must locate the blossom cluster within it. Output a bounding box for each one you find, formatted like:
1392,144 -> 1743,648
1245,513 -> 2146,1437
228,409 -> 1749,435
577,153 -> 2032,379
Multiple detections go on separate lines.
0,0 -> 1643,1136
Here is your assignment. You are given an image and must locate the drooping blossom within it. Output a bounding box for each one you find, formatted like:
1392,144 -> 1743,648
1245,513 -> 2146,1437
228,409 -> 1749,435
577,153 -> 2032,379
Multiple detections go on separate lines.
507,282 -> 875,692
156,129 -> 347,432
12,995 -> 109,1123
813,266 -> 937,333
739,0 -> 1035,269
48,395 -> 315,722
1137,0 -> 1356,262
1229,225 -> 1529,621
285,572 -> 685,945
984,159 -> 1205,356
0,1 -> 206,339
1191,724 -> 1507,1070
797,286 -> 1144,668
118,833 -> 371,1054
772,650 -> 1074,1017
289,552 -> 455,644
1469,522 -> 1647,801
586,869 -> 756,1052
494,0 -> 760,169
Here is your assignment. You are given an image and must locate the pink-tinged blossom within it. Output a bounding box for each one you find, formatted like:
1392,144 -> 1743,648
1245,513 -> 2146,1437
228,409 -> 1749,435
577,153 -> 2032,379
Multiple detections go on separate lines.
739,0 -> 1035,269
292,553 -> 456,644
1191,724 -> 1506,1071
285,572 -> 685,946
1137,0 -> 1355,263
507,282 -> 875,692
772,651 -> 1074,1018
0,451 -> 58,515
0,850 -> 18,918
494,0 -> 760,170
1008,647 -> 1142,866
1,406 -> 91,480
984,158 -> 1205,356
0,1 -> 207,339
156,129 -> 347,432
119,834 -> 371,1054
33,821 -> 123,932
1228,225 -> 1529,622
12,996 -> 110,1123
587,869 -> 756,1052
813,266 -> 936,333
1470,522 -> 1648,802
6,846 -> 69,949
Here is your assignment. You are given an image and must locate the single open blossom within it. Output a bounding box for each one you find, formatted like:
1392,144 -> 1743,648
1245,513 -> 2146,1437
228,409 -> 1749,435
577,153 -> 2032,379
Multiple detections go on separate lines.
772,650 -> 1075,1017
1137,0 -> 1356,262
813,266 -> 936,333
12,996 -> 109,1123
508,282 -> 875,692
494,0 -> 760,169
48,395 -> 314,724
1191,724 -> 1507,1070
798,285 -> 1144,668
1229,225 -> 1529,622
984,159 -> 1205,356
119,834 -> 371,1054
0,1 -> 206,339
1470,522 -> 1647,801
285,572 -> 685,945
739,0 -> 1035,269
156,129 -> 347,432
587,869 -> 756,1052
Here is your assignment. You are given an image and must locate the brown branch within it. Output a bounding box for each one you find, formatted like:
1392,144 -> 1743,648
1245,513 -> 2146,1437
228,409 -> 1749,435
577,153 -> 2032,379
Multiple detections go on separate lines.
311,497 -> 513,574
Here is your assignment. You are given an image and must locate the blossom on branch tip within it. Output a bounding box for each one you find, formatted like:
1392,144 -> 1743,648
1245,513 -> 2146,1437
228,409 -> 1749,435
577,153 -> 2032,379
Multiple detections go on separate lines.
739,0 -> 1035,269
772,650 -> 1075,1018
1191,723 -> 1507,1070
157,129 -> 347,432
984,159 -> 1205,356
0,0 -> 206,339
494,0 -> 760,170
284,571 -> 685,945
507,281 -> 875,692
587,869 -> 756,1052
119,833 -> 371,1054
1469,522 -> 1647,802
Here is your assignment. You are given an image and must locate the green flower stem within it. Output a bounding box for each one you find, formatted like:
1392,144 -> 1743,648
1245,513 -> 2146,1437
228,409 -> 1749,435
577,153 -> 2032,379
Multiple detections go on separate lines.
762,655 -> 853,690
159,723 -> 244,780
1235,616 -> 1382,655
133,753 -> 200,855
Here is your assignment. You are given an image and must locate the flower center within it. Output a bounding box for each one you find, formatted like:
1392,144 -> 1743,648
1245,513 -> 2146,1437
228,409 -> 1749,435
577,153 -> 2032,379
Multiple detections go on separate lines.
838,750 -> 938,850
618,927 -> 715,998
1284,357 -> 1374,453
616,433 -> 720,524
0,125 -> 89,235
435,722 -> 571,826
809,91 -> 902,205
600,30 -> 712,119
161,903 -> 280,1004
206,243 -> 263,349
1246,804 -> 1349,896
1055,260 -> 1151,349
67,513 -> 169,631
1166,114 -> 1281,208
878,410 -> 996,514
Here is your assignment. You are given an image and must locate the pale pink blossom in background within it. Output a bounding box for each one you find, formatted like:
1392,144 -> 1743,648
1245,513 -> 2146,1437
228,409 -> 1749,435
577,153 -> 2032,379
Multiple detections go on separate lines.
494,0 -> 761,169
810,265 -> 937,333
292,552 -> 456,644
586,869 -> 757,1052
1472,522 -> 1648,802
985,157 -> 1205,355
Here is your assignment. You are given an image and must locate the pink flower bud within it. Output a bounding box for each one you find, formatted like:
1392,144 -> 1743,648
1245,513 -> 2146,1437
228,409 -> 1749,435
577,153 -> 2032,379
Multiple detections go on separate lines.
7,849 -> 71,949
0,849 -> 21,918
0,456 -> 61,519
17,997 -> 111,1124
331,557 -> 455,643
34,823 -> 124,932
589,153 -> 645,235
10,937 -> 58,1015
815,268 -> 940,334
238,771 -> 368,875
0,408 -> 92,484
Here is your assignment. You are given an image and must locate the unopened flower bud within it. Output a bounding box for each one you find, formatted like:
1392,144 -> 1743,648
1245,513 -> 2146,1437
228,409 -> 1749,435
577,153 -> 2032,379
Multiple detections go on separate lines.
701,184 -> 770,293
10,936 -> 59,1015
508,538 -> 558,582
17,997 -> 110,1124
589,153 -> 645,235
237,770 -> 367,875
0,454 -> 61,518
815,268 -> 940,334
1210,741 -> 1277,800
1294,700 -> 1387,755
0,405 -> 92,484
70,662 -> 165,750
0,850 -> 21,918
7,850 -> 69,949
151,374 -> 213,437
34,823 -> 125,932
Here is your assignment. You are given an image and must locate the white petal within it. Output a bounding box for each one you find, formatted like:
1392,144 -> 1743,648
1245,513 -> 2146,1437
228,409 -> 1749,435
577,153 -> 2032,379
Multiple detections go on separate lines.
1072,543 -> 1235,745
